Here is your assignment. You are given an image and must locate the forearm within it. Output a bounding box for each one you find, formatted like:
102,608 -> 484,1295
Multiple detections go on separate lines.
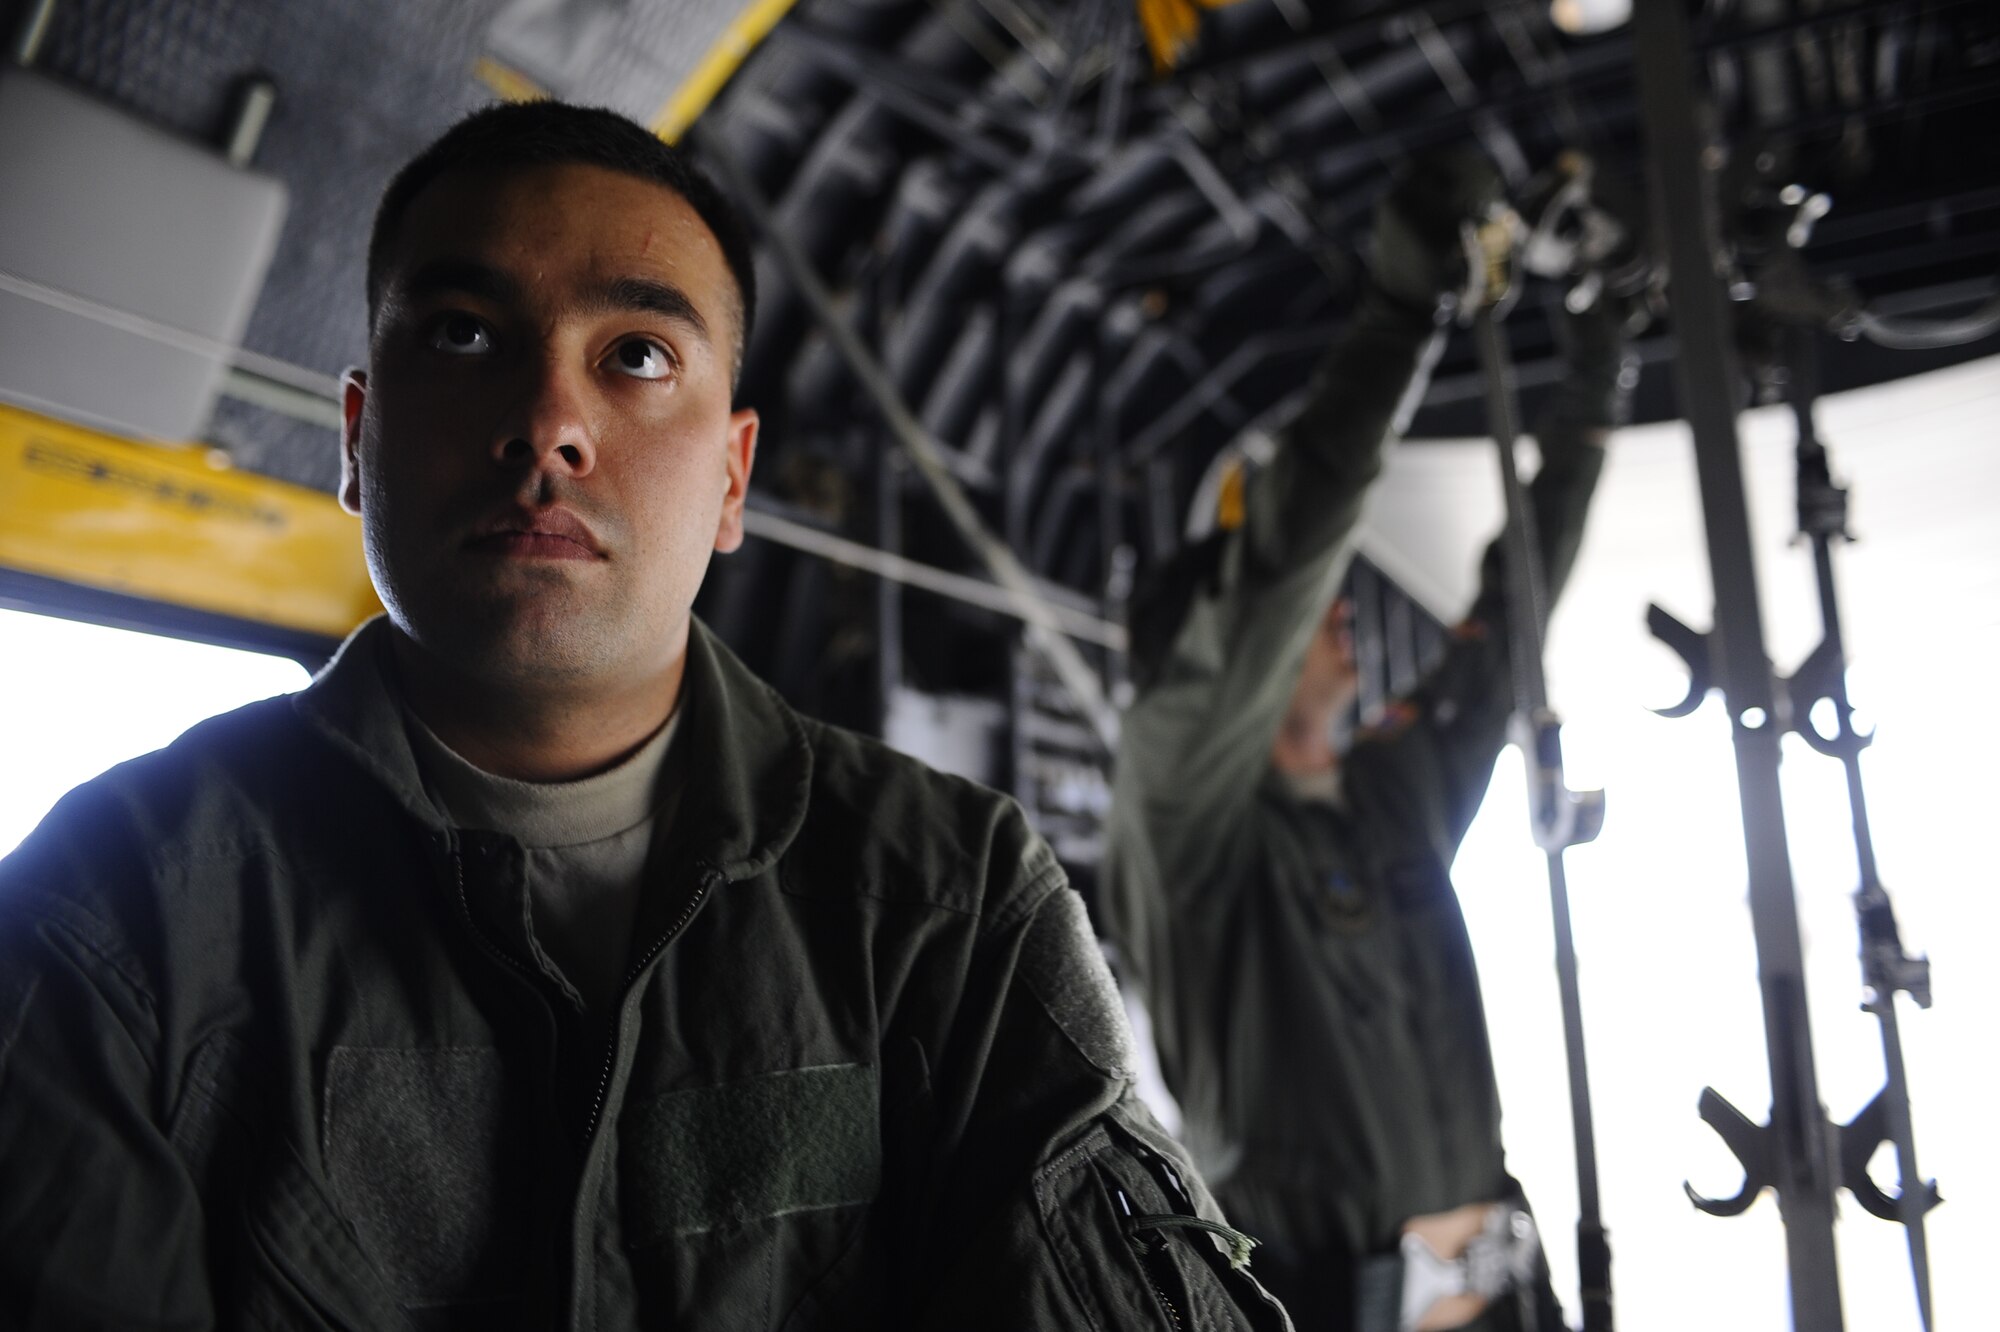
1246,283 -> 1444,579
1468,302 -> 1631,627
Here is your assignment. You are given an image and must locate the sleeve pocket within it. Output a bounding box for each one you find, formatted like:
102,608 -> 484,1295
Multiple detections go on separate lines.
1033,1122 -> 1293,1332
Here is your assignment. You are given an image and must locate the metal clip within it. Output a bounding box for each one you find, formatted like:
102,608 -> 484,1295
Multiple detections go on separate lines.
1782,636 -> 1874,761
1838,1087 -> 1943,1225
1684,1087 -> 1773,1218
1645,603 -> 1713,718
1512,709 -> 1606,852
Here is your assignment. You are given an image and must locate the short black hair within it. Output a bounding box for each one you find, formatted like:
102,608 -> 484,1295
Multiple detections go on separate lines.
366,101 -> 757,383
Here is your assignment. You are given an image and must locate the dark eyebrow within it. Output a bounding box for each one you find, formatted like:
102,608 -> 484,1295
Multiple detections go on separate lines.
395,262 -> 712,349
583,276 -> 712,346
397,258 -> 522,308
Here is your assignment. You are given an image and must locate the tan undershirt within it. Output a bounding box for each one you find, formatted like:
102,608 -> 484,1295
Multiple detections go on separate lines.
1281,765 -> 1344,808
403,697 -> 684,1013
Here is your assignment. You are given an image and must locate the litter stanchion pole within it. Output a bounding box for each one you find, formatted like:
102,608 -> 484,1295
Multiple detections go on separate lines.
1471,304 -> 1612,1332
1630,2 -> 1845,1327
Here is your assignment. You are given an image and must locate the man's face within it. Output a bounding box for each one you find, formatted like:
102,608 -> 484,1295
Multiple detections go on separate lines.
341,162 -> 757,694
1293,597 -> 1360,717
1271,598 -> 1361,776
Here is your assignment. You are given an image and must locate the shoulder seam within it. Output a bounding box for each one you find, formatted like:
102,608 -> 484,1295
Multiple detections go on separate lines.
984,859 -> 1068,939
0,890 -> 159,1033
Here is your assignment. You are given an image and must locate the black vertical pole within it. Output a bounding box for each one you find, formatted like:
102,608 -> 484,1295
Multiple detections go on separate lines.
1630,3 -> 1845,1328
1473,310 -> 1612,1332
1789,325 -> 1937,1332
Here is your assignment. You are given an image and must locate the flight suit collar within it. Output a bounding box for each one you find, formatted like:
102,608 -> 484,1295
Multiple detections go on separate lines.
291,614 -> 814,890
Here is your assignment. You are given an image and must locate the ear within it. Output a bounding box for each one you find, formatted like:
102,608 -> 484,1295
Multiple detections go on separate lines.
712,407 -> 760,554
339,369 -> 368,516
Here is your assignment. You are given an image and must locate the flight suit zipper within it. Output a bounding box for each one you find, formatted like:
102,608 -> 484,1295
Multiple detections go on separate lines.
579,863 -> 724,1146
562,863 -> 724,1330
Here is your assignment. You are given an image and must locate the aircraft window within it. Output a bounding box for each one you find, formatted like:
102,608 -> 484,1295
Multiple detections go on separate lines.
1459,657 -> 1983,1332
0,609 -> 311,856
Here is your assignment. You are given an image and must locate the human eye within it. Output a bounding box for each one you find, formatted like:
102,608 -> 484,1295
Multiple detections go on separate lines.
426,312 -> 493,356
605,336 -> 675,381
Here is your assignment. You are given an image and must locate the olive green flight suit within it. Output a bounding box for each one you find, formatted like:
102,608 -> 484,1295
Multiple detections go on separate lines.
0,617 -> 1290,1331
1102,288 -> 1620,1330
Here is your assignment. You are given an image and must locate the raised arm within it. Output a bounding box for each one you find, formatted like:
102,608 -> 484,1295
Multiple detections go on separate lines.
1110,152 -> 1503,898
1346,292 -> 1635,854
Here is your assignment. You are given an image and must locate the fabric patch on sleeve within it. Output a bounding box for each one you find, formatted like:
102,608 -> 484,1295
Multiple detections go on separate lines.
1018,888 -> 1138,1078
621,1063 -> 880,1245
322,1046 -> 530,1301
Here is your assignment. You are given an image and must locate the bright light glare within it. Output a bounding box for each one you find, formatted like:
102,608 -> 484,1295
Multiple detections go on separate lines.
1549,0 -> 1632,37
0,609 -> 311,856
1462,659 -> 1995,1331
1447,360 -> 1999,1332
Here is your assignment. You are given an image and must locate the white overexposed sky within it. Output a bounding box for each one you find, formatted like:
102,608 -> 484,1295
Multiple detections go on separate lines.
1370,353 -> 1999,1331
0,612 -> 311,856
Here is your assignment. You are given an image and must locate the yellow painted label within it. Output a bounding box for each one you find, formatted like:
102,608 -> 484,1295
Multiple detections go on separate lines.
652,0 -> 802,144
1216,458 -> 1247,532
0,402 -> 382,640
1138,0 -> 1249,74
473,56 -> 548,105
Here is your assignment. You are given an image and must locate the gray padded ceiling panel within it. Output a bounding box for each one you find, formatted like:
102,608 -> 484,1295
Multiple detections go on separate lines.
20,0 -> 753,489
0,68 -> 287,440
16,0 -> 1999,514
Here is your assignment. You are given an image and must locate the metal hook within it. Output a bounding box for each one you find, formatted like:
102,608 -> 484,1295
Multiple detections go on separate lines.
1783,636 -> 1875,761
1646,603 -> 1713,718
1684,1087 -> 1771,1218
1515,710 -> 1606,851
1838,1087 -> 1943,1224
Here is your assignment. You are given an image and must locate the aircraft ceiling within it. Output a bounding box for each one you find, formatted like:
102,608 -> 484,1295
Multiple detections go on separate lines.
7,0 -> 1998,722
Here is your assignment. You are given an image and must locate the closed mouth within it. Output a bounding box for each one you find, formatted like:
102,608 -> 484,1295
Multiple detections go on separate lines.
467,507 -> 605,559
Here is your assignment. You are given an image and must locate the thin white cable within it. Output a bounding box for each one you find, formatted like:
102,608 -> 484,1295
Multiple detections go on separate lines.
742,508 -> 1125,649
704,143 -> 1120,749
0,266 -> 343,399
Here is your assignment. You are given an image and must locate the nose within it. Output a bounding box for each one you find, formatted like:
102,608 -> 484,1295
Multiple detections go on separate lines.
492,356 -> 596,479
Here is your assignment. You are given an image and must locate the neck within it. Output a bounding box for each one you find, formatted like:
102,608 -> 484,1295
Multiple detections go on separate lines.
387,625 -> 687,782
1269,702 -> 1345,778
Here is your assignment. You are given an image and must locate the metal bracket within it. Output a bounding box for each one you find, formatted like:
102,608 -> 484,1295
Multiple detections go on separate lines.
1785,634 -> 1873,761
1684,1087 -> 1771,1218
1644,602 -> 1712,718
1646,603 -> 1873,761
1684,1084 -> 1942,1226
1840,1087 -> 1944,1225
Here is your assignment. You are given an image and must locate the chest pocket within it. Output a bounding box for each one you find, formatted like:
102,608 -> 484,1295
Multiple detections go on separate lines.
321,1046 -> 534,1316
620,1063 -> 883,1326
